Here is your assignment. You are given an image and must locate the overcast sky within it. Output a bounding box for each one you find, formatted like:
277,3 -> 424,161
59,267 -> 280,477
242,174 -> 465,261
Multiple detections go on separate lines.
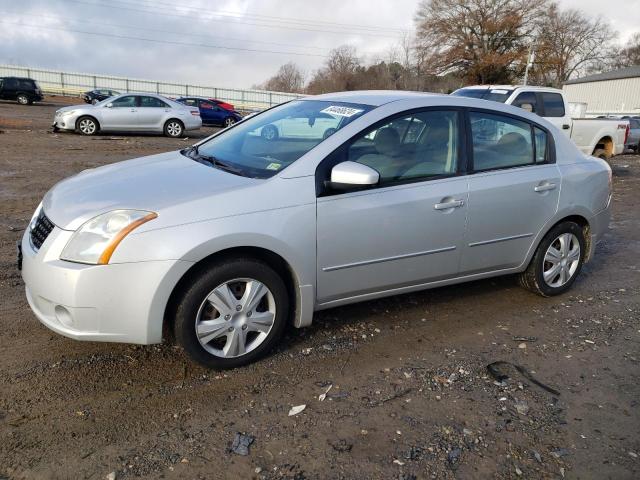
0,0 -> 638,89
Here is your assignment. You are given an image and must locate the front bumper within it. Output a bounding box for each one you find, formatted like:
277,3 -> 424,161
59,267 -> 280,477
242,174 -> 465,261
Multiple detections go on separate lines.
21,225 -> 192,345
52,113 -> 77,131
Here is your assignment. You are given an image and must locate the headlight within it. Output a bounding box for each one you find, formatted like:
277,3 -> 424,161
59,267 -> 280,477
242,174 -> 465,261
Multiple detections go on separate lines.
29,202 -> 43,231
62,110 -> 76,116
61,210 -> 157,265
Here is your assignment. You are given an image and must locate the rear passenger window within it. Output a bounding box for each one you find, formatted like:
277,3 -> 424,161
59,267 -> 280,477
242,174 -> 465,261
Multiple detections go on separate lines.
512,92 -> 538,113
534,127 -> 548,163
139,96 -> 169,108
470,112 -> 534,170
541,93 -> 565,117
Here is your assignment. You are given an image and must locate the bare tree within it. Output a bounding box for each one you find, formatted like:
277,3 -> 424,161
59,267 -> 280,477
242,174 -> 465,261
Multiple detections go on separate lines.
307,45 -> 362,93
414,0 -> 547,84
532,3 -> 615,86
616,32 -> 640,68
259,62 -> 305,93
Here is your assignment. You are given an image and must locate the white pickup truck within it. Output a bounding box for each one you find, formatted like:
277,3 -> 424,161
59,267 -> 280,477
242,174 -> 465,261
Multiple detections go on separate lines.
452,85 -> 630,159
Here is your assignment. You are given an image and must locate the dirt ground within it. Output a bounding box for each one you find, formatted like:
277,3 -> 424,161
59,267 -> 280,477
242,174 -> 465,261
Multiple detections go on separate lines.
0,97 -> 638,480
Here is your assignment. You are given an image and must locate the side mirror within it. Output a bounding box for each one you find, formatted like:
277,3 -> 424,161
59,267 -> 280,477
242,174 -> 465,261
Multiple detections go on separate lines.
105,103 -> 113,108
329,161 -> 379,190
519,103 -> 534,113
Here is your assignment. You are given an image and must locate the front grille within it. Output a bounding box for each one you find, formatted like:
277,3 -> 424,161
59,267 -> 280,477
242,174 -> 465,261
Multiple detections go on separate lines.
30,210 -> 55,250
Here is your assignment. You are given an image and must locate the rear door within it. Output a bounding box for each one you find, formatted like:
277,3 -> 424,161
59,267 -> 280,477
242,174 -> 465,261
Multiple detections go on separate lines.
460,110 -> 560,274
100,95 -> 139,130
199,100 -> 219,124
137,95 -> 171,130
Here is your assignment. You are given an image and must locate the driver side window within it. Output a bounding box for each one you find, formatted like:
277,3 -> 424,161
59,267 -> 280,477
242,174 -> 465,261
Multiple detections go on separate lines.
111,96 -> 137,108
349,110 -> 460,185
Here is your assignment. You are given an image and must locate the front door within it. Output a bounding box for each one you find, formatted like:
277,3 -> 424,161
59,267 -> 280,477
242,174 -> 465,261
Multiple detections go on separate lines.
316,109 -> 469,304
100,95 -> 138,129
460,110 -> 560,274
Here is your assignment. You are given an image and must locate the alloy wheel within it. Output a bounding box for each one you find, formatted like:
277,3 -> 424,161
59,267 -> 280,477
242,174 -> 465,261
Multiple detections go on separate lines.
166,121 -> 182,137
194,278 -> 276,358
17,95 -> 28,105
78,118 -> 96,135
542,232 -> 580,288
224,117 -> 236,127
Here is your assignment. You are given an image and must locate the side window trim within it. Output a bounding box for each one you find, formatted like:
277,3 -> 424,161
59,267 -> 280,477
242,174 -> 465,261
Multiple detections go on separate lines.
464,107 -> 556,174
315,107 -> 467,197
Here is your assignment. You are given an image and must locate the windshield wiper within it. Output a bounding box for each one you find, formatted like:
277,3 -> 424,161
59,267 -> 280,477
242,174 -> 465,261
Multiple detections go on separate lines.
183,145 -> 245,176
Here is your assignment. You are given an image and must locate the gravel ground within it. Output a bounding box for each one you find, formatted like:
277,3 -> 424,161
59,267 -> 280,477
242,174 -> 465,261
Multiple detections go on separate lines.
0,98 -> 638,480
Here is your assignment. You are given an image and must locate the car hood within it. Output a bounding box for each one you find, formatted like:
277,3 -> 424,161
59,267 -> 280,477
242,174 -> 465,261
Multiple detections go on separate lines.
56,104 -> 93,114
43,151 -> 258,230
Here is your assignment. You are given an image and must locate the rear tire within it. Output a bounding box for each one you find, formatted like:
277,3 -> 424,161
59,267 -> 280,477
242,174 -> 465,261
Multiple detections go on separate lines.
223,117 -> 236,128
174,258 -> 289,369
16,94 -> 29,105
76,116 -> 99,135
518,221 -> 585,297
164,119 -> 184,137
593,148 -> 608,160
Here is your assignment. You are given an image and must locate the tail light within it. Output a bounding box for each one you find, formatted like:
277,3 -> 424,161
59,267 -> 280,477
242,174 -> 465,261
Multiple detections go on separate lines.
191,110 -> 200,116
624,123 -> 630,144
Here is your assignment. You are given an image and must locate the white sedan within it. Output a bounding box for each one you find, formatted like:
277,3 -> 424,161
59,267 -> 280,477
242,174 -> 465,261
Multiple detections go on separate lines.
52,93 -> 202,137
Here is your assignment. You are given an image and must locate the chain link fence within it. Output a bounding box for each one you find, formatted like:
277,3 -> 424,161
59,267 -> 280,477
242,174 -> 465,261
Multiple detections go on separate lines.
0,65 -> 305,111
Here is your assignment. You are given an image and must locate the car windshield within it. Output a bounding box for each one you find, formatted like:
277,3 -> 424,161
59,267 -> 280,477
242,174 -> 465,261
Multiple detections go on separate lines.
188,100 -> 373,178
452,88 -> 513,103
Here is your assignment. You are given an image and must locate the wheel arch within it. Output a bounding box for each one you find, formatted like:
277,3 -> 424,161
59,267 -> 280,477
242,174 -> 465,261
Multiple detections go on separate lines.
75,114 -> 101,131
523,213 -> 592,271
163,246 -> 300,341
593,136 -> 614,158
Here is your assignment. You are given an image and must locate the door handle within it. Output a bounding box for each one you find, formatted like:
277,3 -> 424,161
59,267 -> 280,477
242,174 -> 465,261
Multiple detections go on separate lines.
434,199 -> 464,210
562,124 -> 570,130
534,183 -> 557,192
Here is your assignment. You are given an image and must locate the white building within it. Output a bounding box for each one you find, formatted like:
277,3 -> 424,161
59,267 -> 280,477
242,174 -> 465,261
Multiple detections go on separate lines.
563,66 -> 640,117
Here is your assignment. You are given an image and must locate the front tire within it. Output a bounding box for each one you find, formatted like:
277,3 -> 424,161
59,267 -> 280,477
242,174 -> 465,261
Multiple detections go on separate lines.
164,119 -> 184,137
76,116 -> 99,135
174,258 -> 289,369
518,221 -> 585,297
261,124 -> 279,141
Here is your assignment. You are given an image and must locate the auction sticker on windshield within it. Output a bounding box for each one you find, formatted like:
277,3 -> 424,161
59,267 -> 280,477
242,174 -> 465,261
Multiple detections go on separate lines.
266,162 -> 282,170
321,106 -> 364,117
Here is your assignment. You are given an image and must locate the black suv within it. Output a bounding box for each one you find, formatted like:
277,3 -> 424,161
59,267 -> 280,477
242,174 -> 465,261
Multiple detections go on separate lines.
0,77 -> 44,105
82,89 -> 120,104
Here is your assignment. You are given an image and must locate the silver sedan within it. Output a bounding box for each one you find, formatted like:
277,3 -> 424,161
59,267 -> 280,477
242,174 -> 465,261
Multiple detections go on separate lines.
23,91 -> 611,369
52,93 -> 202,137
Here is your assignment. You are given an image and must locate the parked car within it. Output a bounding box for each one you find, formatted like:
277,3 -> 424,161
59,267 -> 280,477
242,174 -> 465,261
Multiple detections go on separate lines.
82,89 -> 120,104
624,117 -> 640,152
452,85 -> 630,160
21,91 -> 611,369
258,110 -> 340,141
52,93 -> 201,137
0,76 -> 43,105
175,96 -> 241,127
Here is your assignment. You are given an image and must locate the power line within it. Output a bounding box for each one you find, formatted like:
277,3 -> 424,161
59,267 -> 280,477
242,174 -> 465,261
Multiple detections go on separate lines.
65,0 -> 407,38
0,10 -> 330,52
102,0 -> 408,33
0,20 -> 329,57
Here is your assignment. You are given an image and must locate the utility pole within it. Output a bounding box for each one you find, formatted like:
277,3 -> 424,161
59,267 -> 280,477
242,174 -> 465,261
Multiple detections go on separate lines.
523,44 -> 536,86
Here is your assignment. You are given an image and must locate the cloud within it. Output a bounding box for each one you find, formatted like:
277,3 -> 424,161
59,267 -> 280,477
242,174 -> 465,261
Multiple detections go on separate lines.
0,0 -> 636,89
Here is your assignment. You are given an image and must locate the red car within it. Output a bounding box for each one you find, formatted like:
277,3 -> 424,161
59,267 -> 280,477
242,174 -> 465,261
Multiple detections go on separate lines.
177,96 -> 234,112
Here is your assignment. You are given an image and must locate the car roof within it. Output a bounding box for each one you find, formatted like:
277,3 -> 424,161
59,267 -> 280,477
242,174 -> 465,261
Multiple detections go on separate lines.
306,90 -> 444,107
457,85 -> 563,93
